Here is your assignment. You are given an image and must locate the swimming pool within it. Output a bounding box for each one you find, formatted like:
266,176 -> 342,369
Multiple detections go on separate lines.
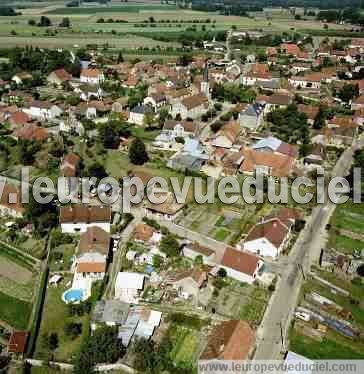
62,288 -> 84,304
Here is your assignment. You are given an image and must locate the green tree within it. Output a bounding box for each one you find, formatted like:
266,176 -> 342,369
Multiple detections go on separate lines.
87,162 -> 107,180
59,17 -> 71,28
74,326 -> 125,374
38,16 -> 52,27
98,119 -> 130,149
128,138 -> 149,165
160,234 -> 180,257
313,106 -> 327,129
338,83 -> 359,103
117,51 -> 124,63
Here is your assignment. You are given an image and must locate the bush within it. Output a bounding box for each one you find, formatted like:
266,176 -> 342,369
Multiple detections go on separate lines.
165,313 -> 208,329
64,322 -> 82,339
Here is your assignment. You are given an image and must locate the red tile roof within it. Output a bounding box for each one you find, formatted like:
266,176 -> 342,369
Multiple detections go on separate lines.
9,111 -> 30,126
59,205 -> 111,224
221,247 -> 260,276
200,320 -> 255,360
77,262 -> 106,273
79,226 -> 110,255
245,218 -> 289,249
8,331 -> 28,354
14,124 -> 48,142
133,223 -> 156,242
52,68 -> 72,82
0,183 -> 24,214
240,148 -> 295,177
81,68 -> 101,78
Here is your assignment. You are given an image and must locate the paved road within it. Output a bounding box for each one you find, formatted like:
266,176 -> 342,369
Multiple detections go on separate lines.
253,139 -> 360,360
198,103 -> 235,143
104,209 -> 142,299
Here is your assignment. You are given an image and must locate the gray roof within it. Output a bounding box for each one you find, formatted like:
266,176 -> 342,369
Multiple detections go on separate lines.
170,154 -> 205,171
131,104 -> 153,114
255,79 -> 280,89
242,103 -> 265,118
92,300 -> 130,325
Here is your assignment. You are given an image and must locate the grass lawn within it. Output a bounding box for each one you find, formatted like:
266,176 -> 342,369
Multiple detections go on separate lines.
19,237 -> 46,259
0,290 -> 32,329
328,232 -> 364,255
289,328 -> 364,359
314,268 -> 364,300
131,127 -> 160,142
105,150 -> 131,180
49,244 -> 76,272
168,324 -> 199,368
331,201 -> 364,234
239,286 -> 269,326
35,277 -> 87,362
214,228 -> 230,241
0,243 -> 36,271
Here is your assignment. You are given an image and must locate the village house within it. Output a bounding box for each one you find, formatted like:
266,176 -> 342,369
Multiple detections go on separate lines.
351,95 -> 364,110
47,68 -> 72,87
252,136 -> 298,158
167,137 -> 209,172
13,123 -> 48,142
59,204 -> 111,233
256,93 -> 292,112
200,320 -> 255,360
133,223 -> 161,245
118,306 -> 162,347
182,242 -> 215,264
24,100 -> 63,121
239,148 -> 296,179
0,183 -> 24,217
239,208 -> 300,258
91,300 -> 130,331
171,94 -> 209,120
239,102 -> 265,130
280,43 -> 301,57
8,111 -> 31,128
7,331 -> 29,358
297,104 -> 320,126
143,93 -> 168,112
73,226 -> 110,282
168,268 -> 208,303
144,191 -> 185,221
74,84 -> 103,102
210,122 -> 241,149
80,68 -> 104,85
153,119 -> 198,149
115,272 -> 146,304
60,152 -> 80,178
11,72 -> 32,85
241,63 -> 273,86
220,247 -> 263,284
128,104 -> 154,126
165,88 -> 190,105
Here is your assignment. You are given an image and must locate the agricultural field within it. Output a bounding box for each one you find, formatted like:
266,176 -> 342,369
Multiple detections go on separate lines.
0,1 -> 352,51
0,243 -> 38,329
290,262 -> 364,359
289,328 -> 364,360
328,200 -> 364,255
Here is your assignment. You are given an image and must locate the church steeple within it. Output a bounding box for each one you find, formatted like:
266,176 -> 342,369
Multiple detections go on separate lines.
203,63 -> 209,82
201,61 -> 210,98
